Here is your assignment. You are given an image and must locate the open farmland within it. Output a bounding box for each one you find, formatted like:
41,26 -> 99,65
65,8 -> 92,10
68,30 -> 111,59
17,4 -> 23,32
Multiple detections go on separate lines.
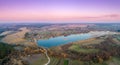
2,27 -> 36,46
69,44 -> 99,53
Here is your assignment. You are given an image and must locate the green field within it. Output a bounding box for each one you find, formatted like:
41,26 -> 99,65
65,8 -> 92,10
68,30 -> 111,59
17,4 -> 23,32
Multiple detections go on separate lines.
49,57 -> 84,65
30,56 -> 120,65
69,44 -> 99,53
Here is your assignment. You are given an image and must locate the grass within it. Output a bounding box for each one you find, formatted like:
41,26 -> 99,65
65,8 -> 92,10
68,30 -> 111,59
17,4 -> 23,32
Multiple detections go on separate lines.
72,38 -> 104,46
32,56 -> 120,65
30,54 -> 48,65
49,57 -> 84,65
69,60 -> 84,65
69,44 -> 99,53
49,57 -> 61,65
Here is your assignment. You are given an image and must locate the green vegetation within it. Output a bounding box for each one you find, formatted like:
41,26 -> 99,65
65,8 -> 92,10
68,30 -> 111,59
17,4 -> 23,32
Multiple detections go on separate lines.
1,24 -> 120,65
0,42 -> 14,59
49,36 -> 120,65
69,60 -> 84,65
64,59 -> 69,65
49,57 -> 84,65
69,44 -> 99,53
49,57 -> 61,65
0,42 -> 14,65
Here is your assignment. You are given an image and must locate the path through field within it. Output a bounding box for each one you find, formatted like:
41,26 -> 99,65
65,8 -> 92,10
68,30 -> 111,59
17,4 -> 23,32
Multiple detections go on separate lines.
44,49 -> 50,65
34,38 -> 51,65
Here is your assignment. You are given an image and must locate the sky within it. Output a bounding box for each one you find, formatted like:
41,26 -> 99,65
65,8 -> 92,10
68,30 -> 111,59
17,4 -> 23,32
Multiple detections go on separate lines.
0,0 -> 120,23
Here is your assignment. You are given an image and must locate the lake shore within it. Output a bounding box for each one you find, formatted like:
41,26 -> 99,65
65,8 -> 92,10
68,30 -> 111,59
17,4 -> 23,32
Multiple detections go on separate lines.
37,31 -> 118,48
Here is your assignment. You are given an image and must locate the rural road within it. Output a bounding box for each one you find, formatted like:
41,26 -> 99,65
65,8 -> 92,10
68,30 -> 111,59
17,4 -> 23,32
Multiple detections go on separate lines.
34,38 -> 51,65
44,49 -> 50,65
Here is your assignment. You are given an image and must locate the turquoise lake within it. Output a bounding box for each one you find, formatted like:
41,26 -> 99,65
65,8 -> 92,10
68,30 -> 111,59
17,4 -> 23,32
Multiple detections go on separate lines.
37,33 -> 92,48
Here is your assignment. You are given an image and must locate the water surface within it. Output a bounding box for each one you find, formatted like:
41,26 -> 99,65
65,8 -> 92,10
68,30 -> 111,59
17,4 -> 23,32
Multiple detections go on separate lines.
37,33 -> 92,48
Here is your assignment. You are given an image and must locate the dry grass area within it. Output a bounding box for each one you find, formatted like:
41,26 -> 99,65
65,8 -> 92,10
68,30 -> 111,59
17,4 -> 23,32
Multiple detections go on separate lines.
72,37 -> 105,45
29,54 -> 48,65
2,27 -> 36,46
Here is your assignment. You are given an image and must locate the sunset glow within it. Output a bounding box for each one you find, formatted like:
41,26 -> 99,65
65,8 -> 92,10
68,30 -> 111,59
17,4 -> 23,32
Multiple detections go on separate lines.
0,0 -> 120,23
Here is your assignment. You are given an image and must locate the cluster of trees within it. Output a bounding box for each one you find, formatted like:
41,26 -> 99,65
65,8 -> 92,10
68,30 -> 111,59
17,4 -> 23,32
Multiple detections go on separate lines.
0,42 -> 14,59
1,45 -> 44,65
0,42 -> 14,65
24,46 -> 43,55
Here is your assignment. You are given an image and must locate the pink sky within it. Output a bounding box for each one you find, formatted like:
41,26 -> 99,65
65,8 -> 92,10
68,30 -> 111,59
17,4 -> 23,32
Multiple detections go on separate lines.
0,0 -> 120,23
